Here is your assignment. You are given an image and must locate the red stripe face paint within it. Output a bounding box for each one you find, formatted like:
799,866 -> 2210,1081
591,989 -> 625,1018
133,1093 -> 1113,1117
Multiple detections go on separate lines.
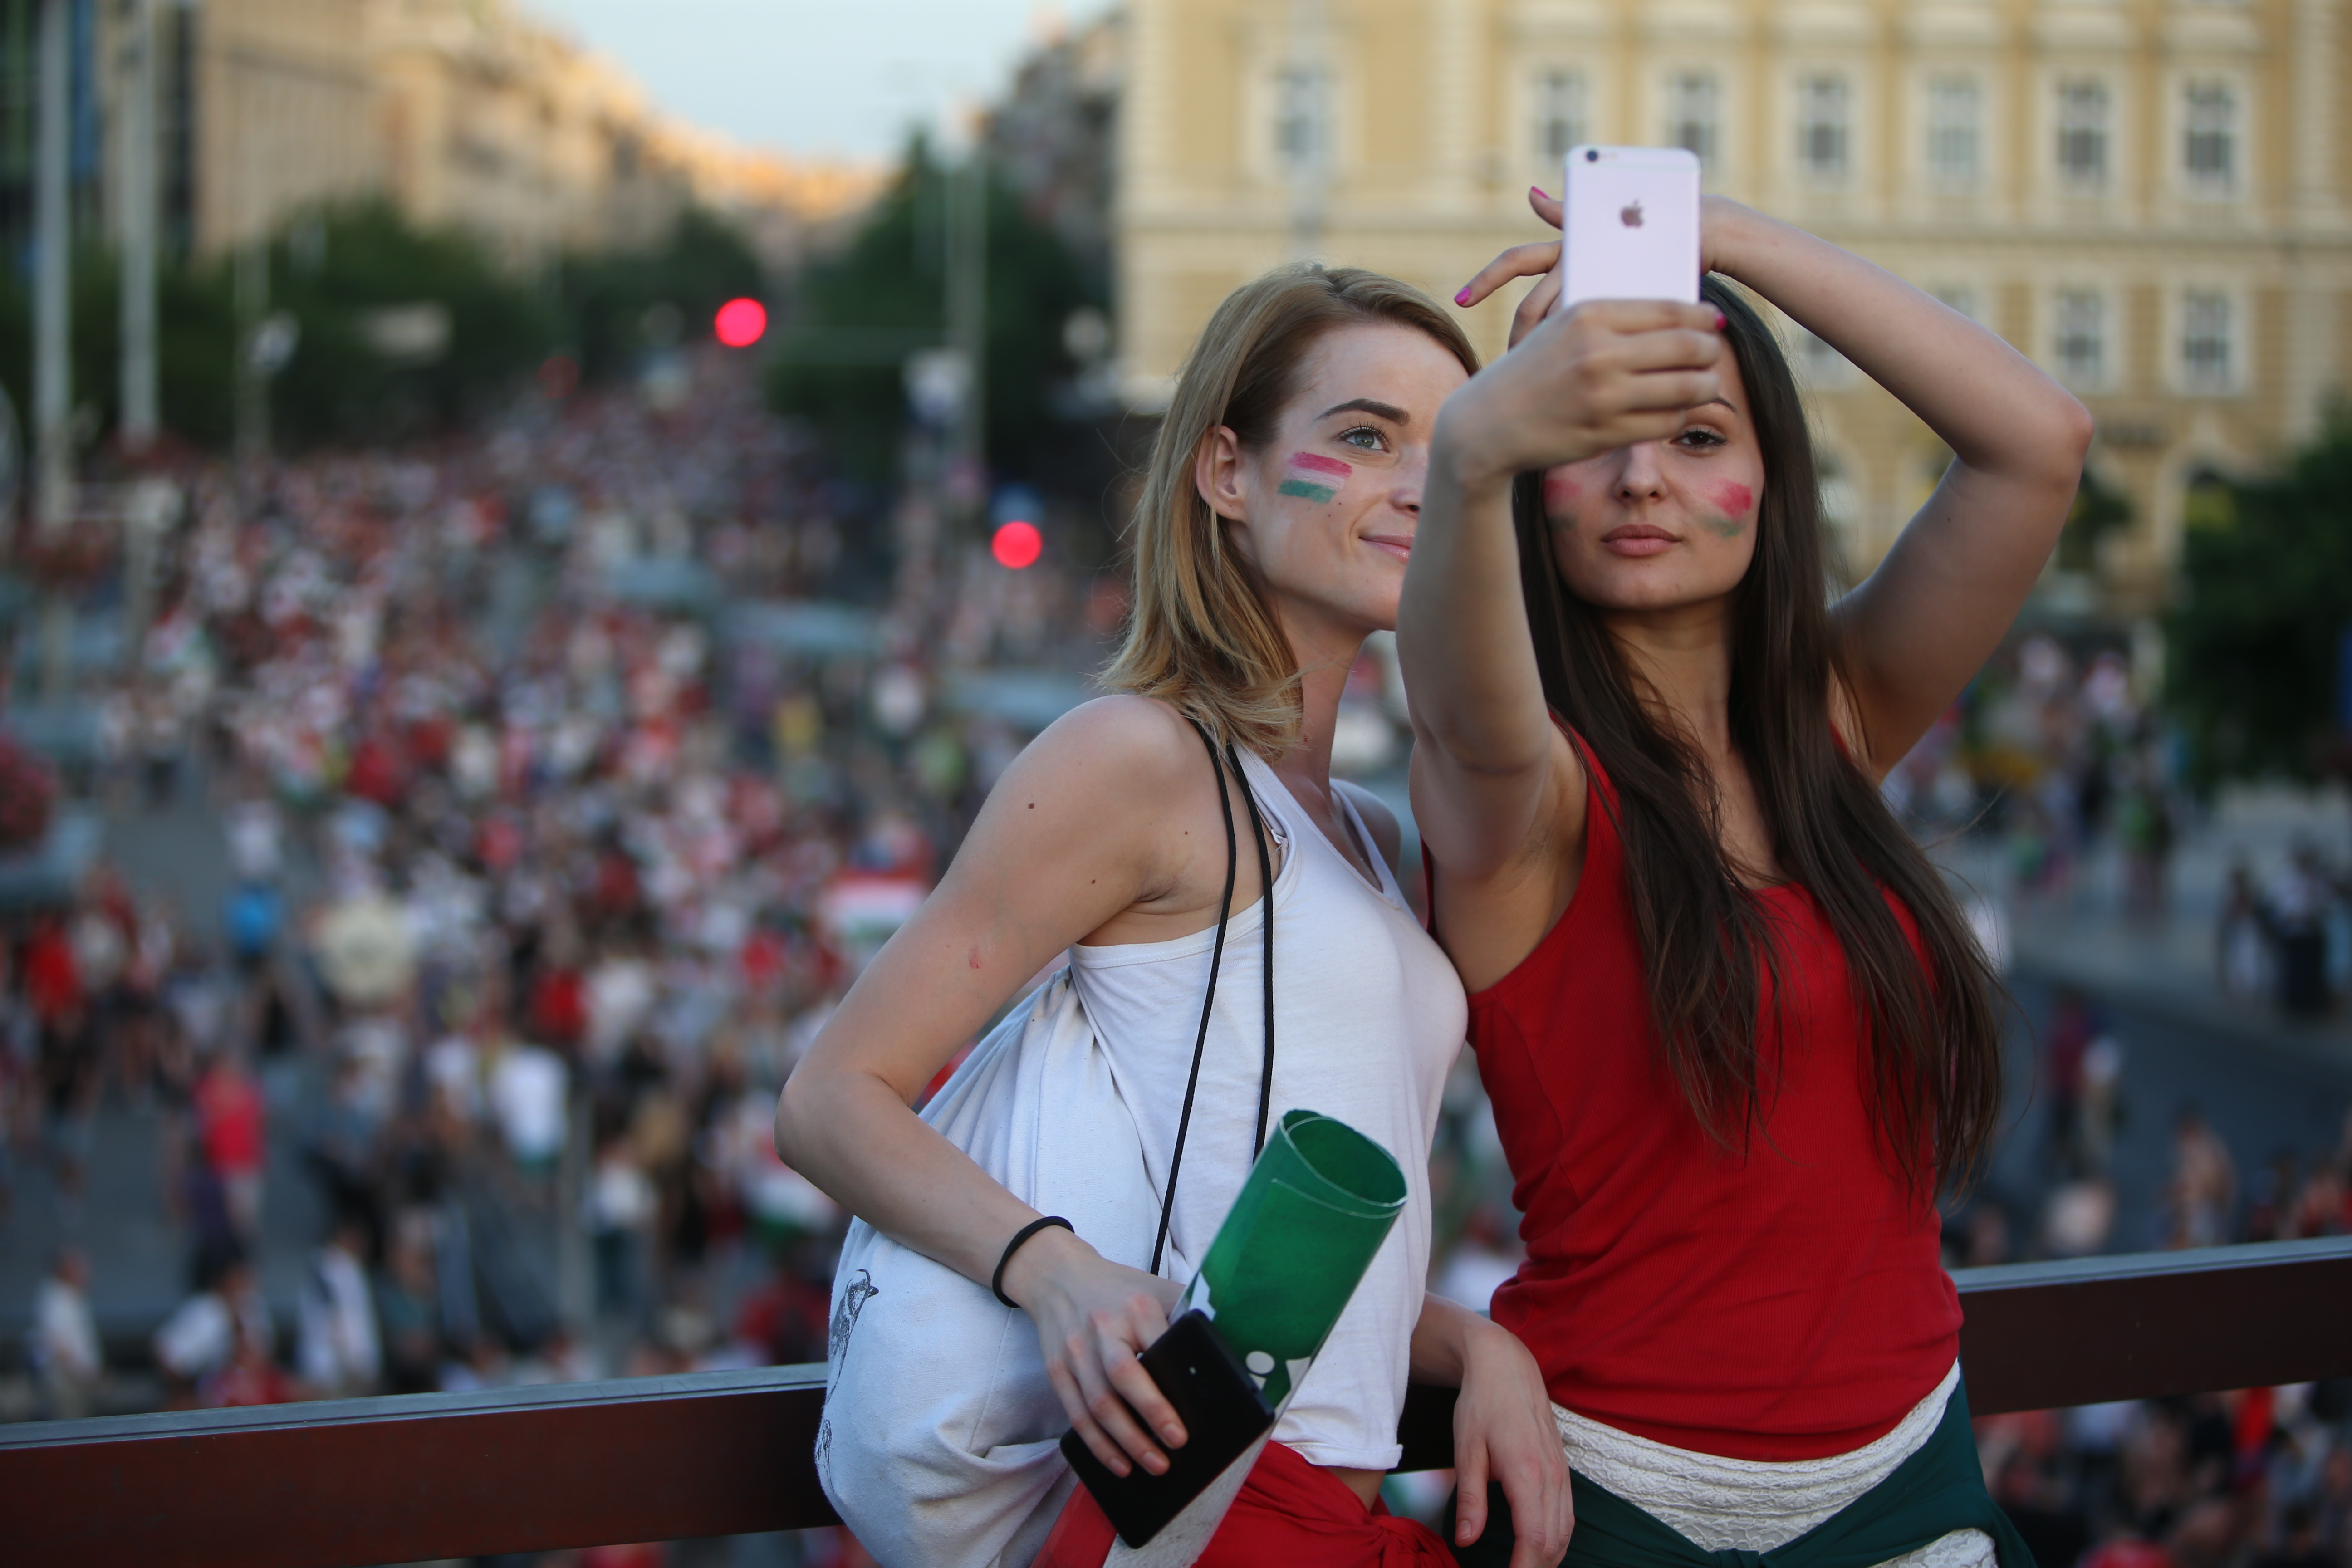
1278,451 -> 1351,504
1700,480 -> 1754,539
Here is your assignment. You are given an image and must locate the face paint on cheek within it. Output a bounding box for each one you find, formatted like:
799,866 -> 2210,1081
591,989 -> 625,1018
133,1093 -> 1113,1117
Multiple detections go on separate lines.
1277,451 -> 1350,504
1701,481 -> 1753,538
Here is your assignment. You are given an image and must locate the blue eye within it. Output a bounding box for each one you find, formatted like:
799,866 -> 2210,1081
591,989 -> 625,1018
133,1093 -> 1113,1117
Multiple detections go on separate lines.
1338,426 -> 1385,451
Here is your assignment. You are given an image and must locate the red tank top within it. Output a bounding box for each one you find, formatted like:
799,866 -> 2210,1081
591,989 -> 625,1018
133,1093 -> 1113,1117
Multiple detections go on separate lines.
1455,741 -> 1960,1461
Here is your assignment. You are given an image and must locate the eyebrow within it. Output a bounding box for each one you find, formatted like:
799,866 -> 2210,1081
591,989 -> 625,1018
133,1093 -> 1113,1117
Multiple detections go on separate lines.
1315,397 -> 1411,425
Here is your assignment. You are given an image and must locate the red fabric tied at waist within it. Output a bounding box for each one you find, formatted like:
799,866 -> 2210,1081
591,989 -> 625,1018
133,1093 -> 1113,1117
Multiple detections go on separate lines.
1034,1439 -> 1454,1568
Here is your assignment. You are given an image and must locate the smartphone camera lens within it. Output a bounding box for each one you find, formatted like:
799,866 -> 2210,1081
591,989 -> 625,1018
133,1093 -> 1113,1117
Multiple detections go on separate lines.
1584,148 -> 1599,162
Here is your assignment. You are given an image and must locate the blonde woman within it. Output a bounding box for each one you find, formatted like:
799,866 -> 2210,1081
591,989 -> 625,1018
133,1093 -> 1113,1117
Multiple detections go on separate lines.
778,266 -> 1568,1567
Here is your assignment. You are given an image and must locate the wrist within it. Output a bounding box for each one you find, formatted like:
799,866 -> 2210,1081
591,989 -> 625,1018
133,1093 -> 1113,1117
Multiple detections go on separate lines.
1431,406 -> 1520,499
1701,196 -> 1763,279
997,1222 -> 1090,1311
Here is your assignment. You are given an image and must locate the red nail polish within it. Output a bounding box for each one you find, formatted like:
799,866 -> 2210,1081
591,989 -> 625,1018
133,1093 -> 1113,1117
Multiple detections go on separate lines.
1712,309 -> 1727,329
1455,287 -> 1474,306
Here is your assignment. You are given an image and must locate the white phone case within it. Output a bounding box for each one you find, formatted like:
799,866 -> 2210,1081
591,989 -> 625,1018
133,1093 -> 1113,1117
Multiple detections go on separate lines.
1551,146 -> 1703,311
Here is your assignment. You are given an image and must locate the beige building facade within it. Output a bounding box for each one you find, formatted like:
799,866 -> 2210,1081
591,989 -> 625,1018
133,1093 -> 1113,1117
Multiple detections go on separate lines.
183,0 -> 380,256
1114,0 -> 2352,608
108,0 -> 872,265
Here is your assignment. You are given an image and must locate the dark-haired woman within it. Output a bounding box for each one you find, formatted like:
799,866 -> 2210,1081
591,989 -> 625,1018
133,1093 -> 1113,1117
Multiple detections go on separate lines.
1396,192 -> 2092,1567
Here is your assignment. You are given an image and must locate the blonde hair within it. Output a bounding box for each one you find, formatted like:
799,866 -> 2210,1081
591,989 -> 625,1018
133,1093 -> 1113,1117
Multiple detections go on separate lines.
1102,265 -> 1480,757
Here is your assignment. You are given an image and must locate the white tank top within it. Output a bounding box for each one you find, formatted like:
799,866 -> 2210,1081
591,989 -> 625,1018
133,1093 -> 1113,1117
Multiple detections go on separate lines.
1068,748 -> 1467,1470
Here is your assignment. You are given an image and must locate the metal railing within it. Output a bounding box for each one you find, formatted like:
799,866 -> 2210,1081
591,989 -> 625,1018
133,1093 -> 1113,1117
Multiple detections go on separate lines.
5,1236 -> 2348,1568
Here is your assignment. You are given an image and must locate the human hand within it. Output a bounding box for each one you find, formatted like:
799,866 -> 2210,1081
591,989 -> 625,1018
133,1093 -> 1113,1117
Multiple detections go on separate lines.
1450,1318 -> 1573,1568
1454,187 -> 1762,350
1000,1225 -> 1188,1477
1433,298 -> 1725,490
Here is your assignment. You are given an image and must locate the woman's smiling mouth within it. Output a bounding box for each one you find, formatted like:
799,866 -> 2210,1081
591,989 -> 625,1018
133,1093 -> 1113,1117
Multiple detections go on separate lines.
1363,533 -> 1413,562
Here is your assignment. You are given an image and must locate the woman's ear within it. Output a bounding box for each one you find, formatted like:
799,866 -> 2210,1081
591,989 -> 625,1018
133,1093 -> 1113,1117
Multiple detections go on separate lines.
1194,425 -> 1250,525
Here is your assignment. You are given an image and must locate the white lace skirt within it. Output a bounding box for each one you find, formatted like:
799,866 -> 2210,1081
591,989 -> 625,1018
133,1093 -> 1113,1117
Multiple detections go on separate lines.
1553,1363 -> 1994,1568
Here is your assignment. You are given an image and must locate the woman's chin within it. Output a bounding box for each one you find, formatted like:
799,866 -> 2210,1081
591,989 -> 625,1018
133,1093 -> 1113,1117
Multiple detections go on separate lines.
1561,568 -> 1736,616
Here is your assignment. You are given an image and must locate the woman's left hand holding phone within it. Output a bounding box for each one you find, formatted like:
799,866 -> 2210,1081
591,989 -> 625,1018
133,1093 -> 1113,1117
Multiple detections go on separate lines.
999,1225 -> 1189,1477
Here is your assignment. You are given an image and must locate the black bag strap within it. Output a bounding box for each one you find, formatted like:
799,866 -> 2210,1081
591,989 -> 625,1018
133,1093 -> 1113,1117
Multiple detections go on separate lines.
1152,719 -> 1277,1277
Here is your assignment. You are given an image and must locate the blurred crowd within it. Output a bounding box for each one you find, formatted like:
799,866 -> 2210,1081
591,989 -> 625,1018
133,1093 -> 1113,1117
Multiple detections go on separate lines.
1,348 -> 2349,1568
1887,632 -> 2352,1022
5,347 -> 1101,1430
1979,1383 -> 2352,1568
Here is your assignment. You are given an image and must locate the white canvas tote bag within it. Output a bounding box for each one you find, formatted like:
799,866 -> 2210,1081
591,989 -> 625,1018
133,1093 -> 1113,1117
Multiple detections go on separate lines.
817,721 -> 1276,1568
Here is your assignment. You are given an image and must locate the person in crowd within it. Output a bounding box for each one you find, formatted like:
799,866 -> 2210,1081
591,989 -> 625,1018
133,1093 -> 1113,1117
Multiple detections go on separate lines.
2264,843 -> 2346,1019
2218,856 -> 2269,1001
192,1046 -> 268,1241
297,1211 -> 383,1396
1399,189 -> 2091,1563
2164,1105 -> 2238,1250
2044,988 -> 2096,1179
377,1216 -> 448,1396
779,265 -> 1571,1568
29,1245 -> 103,1420
154,1243 -> 274,1407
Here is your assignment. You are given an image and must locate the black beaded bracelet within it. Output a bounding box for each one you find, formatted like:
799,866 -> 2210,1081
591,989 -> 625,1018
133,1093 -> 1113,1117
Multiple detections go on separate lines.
992,1215 -> 1074,1308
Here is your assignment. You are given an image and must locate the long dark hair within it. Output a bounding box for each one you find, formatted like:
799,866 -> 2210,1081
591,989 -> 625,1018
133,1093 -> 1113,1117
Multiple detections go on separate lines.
1510,274 -> 2003,1197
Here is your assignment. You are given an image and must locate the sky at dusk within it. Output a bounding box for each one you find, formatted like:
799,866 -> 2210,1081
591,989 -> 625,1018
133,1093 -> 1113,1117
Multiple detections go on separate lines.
529,0 -> 1117,164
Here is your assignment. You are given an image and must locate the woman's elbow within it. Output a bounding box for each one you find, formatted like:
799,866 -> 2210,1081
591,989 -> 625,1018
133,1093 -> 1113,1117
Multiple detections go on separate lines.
772,1068 -> 825,1170
2035,391 -> 2097,487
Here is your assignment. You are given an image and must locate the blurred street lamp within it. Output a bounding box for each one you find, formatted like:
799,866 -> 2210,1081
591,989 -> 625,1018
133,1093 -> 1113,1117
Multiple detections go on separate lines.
990,520 -> 1042,570
715,298 -> 768,348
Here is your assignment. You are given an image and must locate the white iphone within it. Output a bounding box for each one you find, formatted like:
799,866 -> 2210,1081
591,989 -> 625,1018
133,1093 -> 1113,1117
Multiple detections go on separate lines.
1551,145 -> 1703,312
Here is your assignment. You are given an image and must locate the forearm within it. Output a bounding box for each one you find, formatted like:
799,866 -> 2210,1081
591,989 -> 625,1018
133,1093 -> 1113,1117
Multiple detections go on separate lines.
776,1064 -> 1043,1288
1717,210 -> 2086,485
1408,1291 -> 1490,1386
1397,432 -> 1553,775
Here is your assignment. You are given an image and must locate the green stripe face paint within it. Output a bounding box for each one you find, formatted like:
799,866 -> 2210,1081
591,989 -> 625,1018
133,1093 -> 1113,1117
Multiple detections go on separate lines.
1276,451 -> 1351,504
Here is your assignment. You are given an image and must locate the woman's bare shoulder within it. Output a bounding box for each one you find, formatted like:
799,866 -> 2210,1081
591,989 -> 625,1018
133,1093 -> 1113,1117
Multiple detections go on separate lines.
1004,695 -> 1211,799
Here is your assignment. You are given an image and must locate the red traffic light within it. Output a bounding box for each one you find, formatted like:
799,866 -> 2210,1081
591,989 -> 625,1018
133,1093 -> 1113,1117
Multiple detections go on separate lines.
991,520 -> 1042,570
715,298 -> 768,348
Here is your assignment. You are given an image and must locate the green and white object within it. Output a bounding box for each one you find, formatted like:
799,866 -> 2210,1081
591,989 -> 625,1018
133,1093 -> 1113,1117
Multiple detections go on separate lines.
1175,1108 -> 1407,1410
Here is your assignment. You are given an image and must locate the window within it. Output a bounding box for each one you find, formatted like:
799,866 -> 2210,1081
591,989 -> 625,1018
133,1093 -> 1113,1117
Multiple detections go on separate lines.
1534,69 -> 1587,165
1926,76 -> 1980,187
2056,79 -> 2110,187
2182,80 -> 2238,189
1796,75 -> 1849,180
2054,290 -> 2105,383
2182,291 -> 2233,389
1667,73 -> 1719,167
1274,64 -> 1329,173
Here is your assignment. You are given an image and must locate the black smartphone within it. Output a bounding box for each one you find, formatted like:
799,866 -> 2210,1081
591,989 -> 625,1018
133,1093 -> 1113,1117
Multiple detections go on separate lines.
1058,1309 -> 1278,1548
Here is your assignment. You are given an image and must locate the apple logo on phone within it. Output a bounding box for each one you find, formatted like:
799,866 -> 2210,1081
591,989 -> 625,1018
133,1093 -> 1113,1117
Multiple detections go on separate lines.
1620,200 -> 1645,228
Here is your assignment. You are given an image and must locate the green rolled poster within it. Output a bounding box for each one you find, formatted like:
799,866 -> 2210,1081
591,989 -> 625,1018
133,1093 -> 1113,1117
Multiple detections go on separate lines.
1174,1108 -> 1407,1410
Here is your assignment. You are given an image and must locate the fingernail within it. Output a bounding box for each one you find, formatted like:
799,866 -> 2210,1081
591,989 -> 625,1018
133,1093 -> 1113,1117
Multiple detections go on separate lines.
1162,1424 -> 1185,1444
1455,287 -> 1474,306
1712,309 -> 1727,330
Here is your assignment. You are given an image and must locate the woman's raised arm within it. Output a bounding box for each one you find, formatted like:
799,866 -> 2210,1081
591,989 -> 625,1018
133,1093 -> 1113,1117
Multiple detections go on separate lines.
1705,201 -> 2094,772
1400,299 -> 1724,882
